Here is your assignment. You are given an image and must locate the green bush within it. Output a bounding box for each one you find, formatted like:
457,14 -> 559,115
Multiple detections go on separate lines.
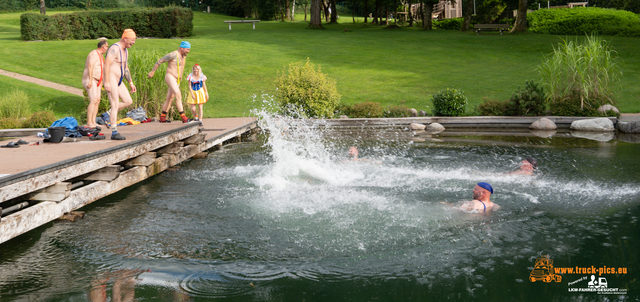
23,111 -> 56,128
0,117 -> 22,129
550,94 -> 597,116
508,80 -> 546,116
474,0 -> 506,24
20,7 -> 193,41
431,88 -> 467,116
0,88 -> 30,119
538,35 -> 622,113
478,99 -> 510,116
347,102 -> 384,118
550,93 -> 618,117
433,18 -> 463,30
384,105 -> 411,117
528,7 -> 640,37
275,59 -> 341,118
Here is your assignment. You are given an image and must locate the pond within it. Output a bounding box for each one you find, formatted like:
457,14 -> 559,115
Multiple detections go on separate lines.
0,114 -> 639,301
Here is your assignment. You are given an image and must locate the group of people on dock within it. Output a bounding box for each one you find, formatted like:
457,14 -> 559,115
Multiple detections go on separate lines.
82,29 -> 209,140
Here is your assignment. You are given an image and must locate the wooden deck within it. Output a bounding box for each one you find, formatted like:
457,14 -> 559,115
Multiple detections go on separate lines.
0,117 -> 257,244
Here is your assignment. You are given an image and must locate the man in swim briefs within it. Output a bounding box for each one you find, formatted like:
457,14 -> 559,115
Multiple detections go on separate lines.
441,182 -> 499,213
148,41 -> 191,123
82,39 -> 109,129
104,29 -> 137,140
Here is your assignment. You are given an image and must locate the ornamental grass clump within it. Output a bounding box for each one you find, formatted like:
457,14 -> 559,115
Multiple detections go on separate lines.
538,35 -> 622,115
127,49 -> 190,119
0,88 -> 30,119
431,88 -> 467,116
275,59 -> 340,118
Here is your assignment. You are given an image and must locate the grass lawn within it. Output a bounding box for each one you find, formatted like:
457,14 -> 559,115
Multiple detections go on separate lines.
0,10 -> 638,120
0,74 -> 86,119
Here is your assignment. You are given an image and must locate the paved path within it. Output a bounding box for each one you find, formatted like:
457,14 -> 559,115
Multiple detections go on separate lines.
0,68 -> 83,96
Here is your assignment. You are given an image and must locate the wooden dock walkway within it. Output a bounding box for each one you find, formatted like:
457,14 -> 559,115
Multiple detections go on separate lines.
0,117 -> 257,244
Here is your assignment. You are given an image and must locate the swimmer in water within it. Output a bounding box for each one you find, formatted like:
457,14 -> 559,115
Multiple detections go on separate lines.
441,182 -> 500,213
508,157 -> 537,176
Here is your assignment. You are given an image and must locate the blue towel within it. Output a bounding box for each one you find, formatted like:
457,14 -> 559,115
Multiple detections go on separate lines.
48,117 -> 82,137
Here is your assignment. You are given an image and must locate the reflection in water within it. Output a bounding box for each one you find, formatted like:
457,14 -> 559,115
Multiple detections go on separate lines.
1,112 -> 639,300
89,270 -> 139,302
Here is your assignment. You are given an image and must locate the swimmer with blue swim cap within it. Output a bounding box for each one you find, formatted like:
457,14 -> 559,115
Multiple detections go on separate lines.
441,182 -> 500,213
148,41 -> 192,123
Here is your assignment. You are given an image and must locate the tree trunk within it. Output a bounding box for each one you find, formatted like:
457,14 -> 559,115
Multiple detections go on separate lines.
305,3 -> 308,21
330,0 -> 337,23
423,2 -> 433,29
364,0 -> 368,23
285,0 -> 291,21
511,0 -> 528,32
373,0 -> 379,25
353,0 -> 356,23
321,1 -> 329,22
385,5 -> 389,25
408,0 -> 413,26
394,0 -> 398,25
291,0 -> 296,21
39,0 -> 46,14
310,0 -> 322,28
461,0 -> 474,30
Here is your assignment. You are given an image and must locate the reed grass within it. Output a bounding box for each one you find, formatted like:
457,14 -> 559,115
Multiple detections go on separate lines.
125,49 -> 191,119
0,88 -> 31,119
538,34 -> 622,110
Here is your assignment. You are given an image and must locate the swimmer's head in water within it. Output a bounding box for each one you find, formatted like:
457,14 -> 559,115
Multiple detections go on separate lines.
525,157 -> 538,169
348,147 -> 358,158
477,182 -> 493,194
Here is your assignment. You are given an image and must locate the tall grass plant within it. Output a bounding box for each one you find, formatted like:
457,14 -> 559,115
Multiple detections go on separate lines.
0,88 -> 30,119
127,49 -> 190,119
538,34 -> 622,111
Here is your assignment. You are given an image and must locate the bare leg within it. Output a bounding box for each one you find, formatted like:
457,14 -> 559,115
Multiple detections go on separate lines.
162,90 -> 174,113
164,74 -> 183,112
199,104 -> 204,119
107,81 -> 120,129
85,81 -> 101,128
117,84 -> 133,110
190,104 -> 197,117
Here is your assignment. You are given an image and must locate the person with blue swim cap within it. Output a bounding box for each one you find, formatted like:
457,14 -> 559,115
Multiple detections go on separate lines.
148,41 -> 192,123
441,182 -> 499,213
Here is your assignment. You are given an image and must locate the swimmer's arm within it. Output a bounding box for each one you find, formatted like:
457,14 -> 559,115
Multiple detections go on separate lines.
150,53 -> 176,72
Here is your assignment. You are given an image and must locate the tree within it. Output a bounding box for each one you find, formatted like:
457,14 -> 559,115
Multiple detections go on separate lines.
309,0 -> 322,28
329,0 -> 337,23
511,0 -> 527,32
40,0 -> 46,14
462,0 -> 473,30
422,0 -> 439,29
285,0 -> 291,20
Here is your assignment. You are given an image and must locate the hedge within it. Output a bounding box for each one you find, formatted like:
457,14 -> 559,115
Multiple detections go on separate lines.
20,7 -> 193,41
528,7 -> 640,37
